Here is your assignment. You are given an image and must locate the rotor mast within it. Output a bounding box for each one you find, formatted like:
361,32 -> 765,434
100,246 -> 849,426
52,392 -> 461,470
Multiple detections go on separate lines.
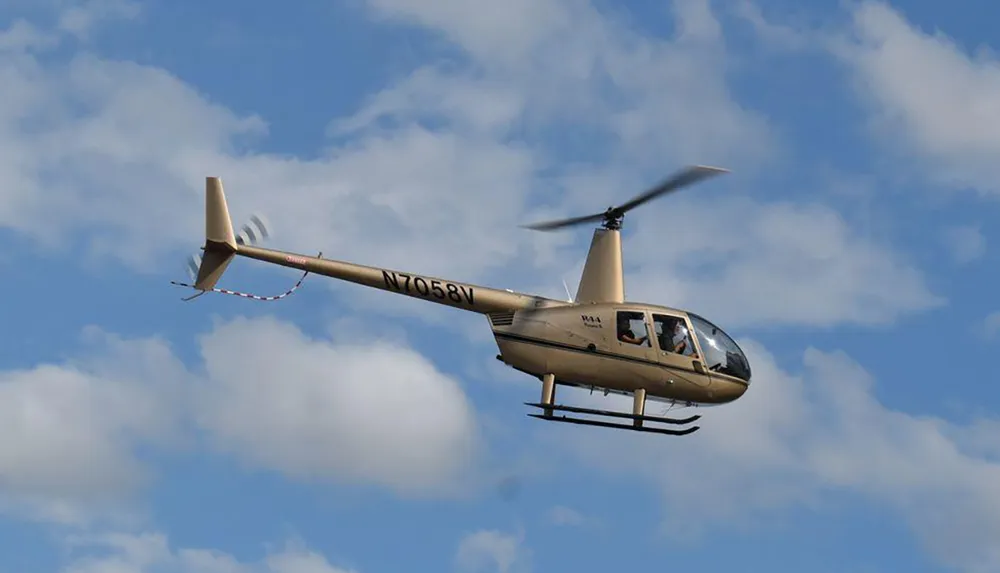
576,214 -> 625,304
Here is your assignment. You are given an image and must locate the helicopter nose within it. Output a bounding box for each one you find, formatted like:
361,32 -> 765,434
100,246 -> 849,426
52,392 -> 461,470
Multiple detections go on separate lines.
710,378 -> 749,403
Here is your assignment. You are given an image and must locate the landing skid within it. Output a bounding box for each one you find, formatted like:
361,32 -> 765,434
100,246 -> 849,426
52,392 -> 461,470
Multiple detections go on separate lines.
525,403 -> 700,436
526,374 -> 701,436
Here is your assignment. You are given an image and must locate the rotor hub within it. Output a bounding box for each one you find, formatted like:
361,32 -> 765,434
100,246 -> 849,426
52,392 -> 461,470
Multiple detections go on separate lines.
601,207 -> 624,230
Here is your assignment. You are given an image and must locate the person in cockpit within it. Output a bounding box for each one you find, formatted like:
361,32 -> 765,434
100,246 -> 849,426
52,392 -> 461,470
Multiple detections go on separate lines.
671,320 -> 697,358
618,318 -> 647,345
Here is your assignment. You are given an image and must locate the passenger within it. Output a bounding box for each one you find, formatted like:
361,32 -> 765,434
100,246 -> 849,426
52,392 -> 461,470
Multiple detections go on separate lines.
618,319 -> 647,345
672,321 -> 697,357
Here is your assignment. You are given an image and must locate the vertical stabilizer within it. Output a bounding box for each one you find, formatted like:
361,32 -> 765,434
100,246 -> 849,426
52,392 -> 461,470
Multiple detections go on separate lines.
193,177 -> 238,291
205,177 -> 237,250
575,228 -> 624,304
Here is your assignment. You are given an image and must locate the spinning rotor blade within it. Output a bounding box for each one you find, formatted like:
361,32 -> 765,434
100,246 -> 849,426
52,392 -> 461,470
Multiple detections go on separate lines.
614,164 -> 729,215
521,164 -> 729,232
520,211 -> 607,231
235,213 -> 270,246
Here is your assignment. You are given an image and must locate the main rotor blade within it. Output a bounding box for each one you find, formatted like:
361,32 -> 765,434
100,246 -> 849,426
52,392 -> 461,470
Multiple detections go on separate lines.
519,165 -> 730,232
614,165 -> 729,215
519,211 -> 607,232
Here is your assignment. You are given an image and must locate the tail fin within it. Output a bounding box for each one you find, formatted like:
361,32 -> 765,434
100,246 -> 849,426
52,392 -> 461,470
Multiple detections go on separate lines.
193,177 -> 238,291
172,177 -> 311,302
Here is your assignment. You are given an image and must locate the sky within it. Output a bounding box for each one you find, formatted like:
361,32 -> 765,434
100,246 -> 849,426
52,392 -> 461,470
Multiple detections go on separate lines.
1,0 -> 999,572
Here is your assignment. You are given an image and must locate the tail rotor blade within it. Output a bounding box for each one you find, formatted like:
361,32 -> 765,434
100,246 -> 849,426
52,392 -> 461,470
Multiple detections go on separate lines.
186,253 -> 202,282
235,212 -> 271,247
249,214 -> 270,240
180,211 -> 272,286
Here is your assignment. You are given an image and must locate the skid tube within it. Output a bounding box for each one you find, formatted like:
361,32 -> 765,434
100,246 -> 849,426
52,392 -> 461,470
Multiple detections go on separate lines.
525,403 -> 700,436
524,374 -> 701,436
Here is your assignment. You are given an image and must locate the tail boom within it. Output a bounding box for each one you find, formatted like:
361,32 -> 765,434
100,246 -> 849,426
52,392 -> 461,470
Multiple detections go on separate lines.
235,244 -> 565,315
183,176 -> 566,314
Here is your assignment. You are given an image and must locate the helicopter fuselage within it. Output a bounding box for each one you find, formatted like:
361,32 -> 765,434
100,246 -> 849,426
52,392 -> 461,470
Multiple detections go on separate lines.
227,244 -> 749,407
489,303 -> 749,406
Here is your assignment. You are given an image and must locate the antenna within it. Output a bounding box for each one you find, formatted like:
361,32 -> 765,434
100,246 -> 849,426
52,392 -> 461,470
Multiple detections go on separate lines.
561,278 -> 574,303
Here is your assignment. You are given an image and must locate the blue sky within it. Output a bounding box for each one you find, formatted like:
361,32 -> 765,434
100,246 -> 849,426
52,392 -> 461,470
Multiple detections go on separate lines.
1,0 -> 999,572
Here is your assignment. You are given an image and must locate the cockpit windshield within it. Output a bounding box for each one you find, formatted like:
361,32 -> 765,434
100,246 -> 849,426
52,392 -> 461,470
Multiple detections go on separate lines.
686,313 -> 751,383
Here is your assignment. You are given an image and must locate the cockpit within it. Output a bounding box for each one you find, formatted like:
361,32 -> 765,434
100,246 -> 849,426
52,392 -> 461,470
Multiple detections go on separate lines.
612,308 -> 751,384
686,312 -> 752,383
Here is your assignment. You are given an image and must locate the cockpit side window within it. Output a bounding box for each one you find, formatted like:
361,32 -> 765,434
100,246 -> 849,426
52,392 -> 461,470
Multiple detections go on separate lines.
616,311 -> 650,347
652,314 -> 698,357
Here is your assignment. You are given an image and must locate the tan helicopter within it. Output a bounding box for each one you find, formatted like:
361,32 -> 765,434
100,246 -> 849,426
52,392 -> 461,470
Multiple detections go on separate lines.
173,165 -> 751,436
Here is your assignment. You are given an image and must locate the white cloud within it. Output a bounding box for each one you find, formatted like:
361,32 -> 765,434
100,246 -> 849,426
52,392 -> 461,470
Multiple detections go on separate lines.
329,66 -> 525,138
193,316 -> 482,496
623,196 -> 943,328
949,418 -> 1000,461
0,0 -> 939,334
61,532 -> 356,573
552,341 -> 1000,573
546,505 -> 593,528
454,529 -> 529,573
983,312 -> 1000,339
363,0 -> 777,170
0,19 -> 58,52
942,224 -> 986,264
0,28 -> 538,282
56,0 -> 141,40
0,0 -> 772,274
0,315 -> 483,524
730,0 -> 809,52
831,1 -> 1000,195
0,0 -> 138,51
0,327 -> 187,524
362,0 -> 567,69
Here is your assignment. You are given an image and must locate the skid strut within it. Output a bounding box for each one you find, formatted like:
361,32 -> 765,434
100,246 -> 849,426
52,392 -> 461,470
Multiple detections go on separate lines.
526,377 -> 701,436
540,373 -> 556,417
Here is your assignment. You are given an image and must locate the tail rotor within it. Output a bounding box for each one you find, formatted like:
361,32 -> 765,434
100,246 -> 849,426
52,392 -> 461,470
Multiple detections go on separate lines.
235,214 -> 270,248
171,186 -> 316,302
185,214 -> 272,282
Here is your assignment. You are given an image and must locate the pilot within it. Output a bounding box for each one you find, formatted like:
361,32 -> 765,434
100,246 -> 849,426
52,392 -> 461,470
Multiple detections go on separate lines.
618,318 -> 647,345
671,321 -> 696,357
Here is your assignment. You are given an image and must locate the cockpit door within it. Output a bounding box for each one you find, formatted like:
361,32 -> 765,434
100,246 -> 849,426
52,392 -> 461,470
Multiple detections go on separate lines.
650,312 -> 711,387
612,308 -> 657,363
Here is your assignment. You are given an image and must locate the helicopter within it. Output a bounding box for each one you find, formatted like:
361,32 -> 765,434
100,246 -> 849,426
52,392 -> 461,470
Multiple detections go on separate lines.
172,165 -> 752,437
